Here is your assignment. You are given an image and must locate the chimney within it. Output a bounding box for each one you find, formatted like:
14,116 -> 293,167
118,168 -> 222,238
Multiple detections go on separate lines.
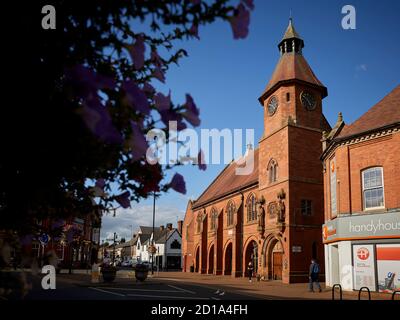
166,223 -> 173,230
159,225 -> 164,231
177,220 -> 183,235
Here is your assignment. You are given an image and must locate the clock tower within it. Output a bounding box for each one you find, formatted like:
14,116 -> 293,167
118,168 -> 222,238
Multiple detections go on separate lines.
257,19 -> 331,283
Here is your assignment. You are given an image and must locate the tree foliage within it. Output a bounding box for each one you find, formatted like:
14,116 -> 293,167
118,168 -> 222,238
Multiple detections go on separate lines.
0,0 -> 253,234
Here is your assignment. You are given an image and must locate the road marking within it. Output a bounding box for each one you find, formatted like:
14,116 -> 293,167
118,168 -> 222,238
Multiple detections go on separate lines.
156,277 -> 185,282
126,293 -> 209,300
167,284 -> 196,294
89,287 -> 125,297
101,287 -> 185,293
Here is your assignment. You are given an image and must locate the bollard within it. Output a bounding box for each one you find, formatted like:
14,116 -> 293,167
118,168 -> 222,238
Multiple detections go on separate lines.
332,284 -> 343,300
358,287 -> 371,300
91,263 -> 100,283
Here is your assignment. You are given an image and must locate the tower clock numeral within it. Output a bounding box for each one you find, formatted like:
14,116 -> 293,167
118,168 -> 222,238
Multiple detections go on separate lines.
301,91 -> 316,111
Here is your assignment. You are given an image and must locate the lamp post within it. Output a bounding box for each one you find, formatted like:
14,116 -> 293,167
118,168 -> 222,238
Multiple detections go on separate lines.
151,190 -> 156,275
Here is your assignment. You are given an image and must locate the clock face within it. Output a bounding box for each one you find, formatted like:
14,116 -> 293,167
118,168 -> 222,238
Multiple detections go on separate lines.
267,96 -> 278,116
301,91 -> 316,110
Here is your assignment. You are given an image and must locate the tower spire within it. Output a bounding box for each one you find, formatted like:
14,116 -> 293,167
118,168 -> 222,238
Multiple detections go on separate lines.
278,18 -> 304,55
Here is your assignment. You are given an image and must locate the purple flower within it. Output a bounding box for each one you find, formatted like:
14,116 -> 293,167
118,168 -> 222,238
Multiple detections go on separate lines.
130,35 -> 146,70
95,178 -> 105,190
122,80 -> 150,115
79,98 -> 123,144
154,91 -> 171,111
129,122 -> 148,161
241,0 -> 254,10
115,191 -> 131,208
182,94 -> 200,126
153,65 -> 166,83
159,109 -> 187,131
151,49 -> 163,66
143,83 -> 156,95
189,23 -> 199,39
230,4 -> 250,39
65,65 -> 115,95
168,173 -> 187,194
198,149 -> 207,171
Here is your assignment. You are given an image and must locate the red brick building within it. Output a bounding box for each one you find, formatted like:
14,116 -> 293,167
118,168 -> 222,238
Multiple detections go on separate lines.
182,19 -> 331,283
321,85 -> 400,292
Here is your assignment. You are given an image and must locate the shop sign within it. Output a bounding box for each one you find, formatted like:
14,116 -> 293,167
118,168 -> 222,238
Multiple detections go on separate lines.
353,244 -> 376,291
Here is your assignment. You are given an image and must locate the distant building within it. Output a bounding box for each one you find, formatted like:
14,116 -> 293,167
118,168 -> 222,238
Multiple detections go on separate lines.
133,223 -> 183,270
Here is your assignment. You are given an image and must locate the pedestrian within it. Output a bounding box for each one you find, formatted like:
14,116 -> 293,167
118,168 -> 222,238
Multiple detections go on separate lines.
308,258 -> 322,292
247,261 -> 254,282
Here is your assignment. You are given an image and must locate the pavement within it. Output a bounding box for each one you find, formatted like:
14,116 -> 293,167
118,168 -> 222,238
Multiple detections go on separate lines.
2,269 -> 398,300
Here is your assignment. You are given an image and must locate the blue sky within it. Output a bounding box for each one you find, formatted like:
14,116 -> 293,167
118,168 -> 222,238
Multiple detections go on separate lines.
101,0 -> 400,241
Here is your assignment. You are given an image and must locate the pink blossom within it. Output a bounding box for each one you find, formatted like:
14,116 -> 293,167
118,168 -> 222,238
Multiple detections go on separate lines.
168,173 -> 187,194
230,4 -> 250,39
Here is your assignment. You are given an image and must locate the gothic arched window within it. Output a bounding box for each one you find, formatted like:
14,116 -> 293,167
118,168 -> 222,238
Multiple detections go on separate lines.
247,194 -> 257,222
226,201 -> 235,226
210,207 -> 218,230
196,213 -> 202,233
268,159 -> 278,184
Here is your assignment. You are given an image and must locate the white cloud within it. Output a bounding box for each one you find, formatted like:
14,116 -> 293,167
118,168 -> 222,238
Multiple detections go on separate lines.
100,203 -> 185,242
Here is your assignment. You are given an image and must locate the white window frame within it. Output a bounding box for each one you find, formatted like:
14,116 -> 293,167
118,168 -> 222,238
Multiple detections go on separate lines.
362,167 -> 385,210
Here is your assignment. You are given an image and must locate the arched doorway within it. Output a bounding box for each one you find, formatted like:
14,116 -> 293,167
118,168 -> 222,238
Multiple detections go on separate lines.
195,246 -> 200,273
208,245 -> 214,274
244,240 -> 258,275
224,243 -> 232,275
271,241 -> 283,280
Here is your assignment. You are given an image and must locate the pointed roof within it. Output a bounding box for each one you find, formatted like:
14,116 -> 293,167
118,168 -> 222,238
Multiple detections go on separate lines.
337,85 -> 400,139
259,53 -> 327,104
259,20 -> 327,104
192,149 -> 259,209
281,18 -> 302,41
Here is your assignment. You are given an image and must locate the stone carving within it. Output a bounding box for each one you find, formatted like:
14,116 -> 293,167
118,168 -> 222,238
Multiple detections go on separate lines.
277,190 -> 286,223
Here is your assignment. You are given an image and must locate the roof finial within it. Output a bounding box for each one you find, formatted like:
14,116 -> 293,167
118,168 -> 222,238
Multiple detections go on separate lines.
289,9 -> 292,22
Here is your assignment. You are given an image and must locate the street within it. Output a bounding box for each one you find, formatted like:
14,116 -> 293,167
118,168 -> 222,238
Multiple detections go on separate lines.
22,271 -> 260,300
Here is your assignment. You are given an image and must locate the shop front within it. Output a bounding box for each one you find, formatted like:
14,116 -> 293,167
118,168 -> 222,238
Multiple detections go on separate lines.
323,211 -> 400,292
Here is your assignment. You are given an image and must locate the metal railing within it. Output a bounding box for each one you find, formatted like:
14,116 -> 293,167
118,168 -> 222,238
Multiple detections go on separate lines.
358,287 -> 371,300
332,284 -> 343,300
392,290 -> 400,301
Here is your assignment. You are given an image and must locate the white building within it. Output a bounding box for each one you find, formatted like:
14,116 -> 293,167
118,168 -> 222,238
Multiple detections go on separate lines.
133,223 -> 183,270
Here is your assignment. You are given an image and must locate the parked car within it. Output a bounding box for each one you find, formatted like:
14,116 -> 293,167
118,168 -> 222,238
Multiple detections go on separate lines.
121,260 -> 131,267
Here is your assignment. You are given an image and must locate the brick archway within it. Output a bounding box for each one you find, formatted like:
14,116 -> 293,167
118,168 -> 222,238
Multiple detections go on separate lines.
261,235 -> 284,280
223,241 -> 233,275
244,238 -> 258,276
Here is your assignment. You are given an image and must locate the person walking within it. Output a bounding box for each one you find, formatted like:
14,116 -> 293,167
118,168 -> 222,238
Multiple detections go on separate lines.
309,258 -> 322,292
247,261 -> 254,282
